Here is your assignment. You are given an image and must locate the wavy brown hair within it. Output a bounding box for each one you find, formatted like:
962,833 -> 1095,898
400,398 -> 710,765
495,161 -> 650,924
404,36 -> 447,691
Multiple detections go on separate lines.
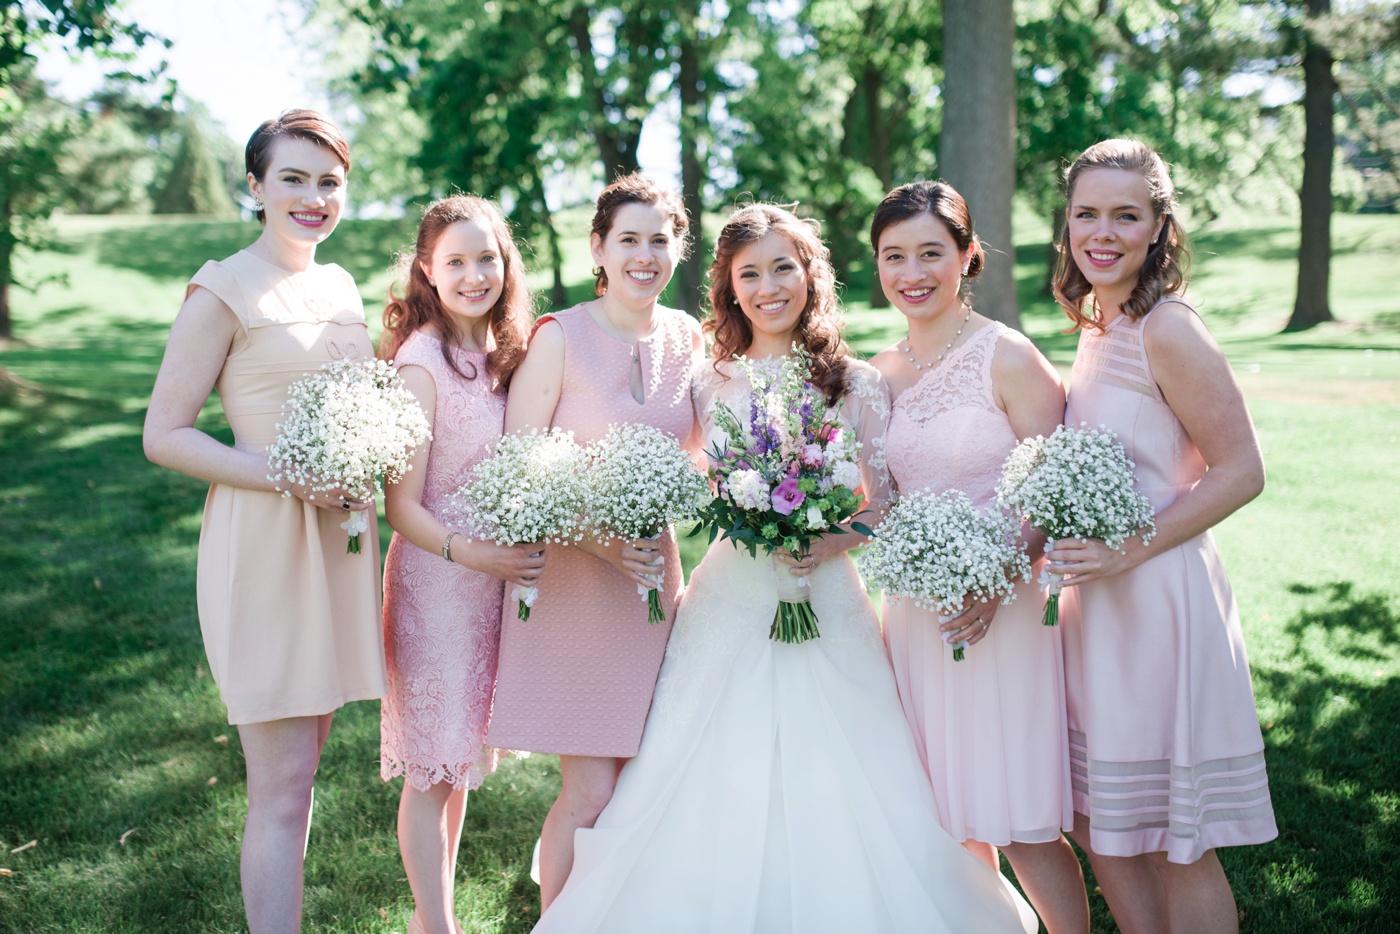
245,110 -> 350,226
705,204 -> 849,407
590,173 -> 691,296
378,196 -> 533,389
870,180 -> 986,282
1053,139 -> 1191,332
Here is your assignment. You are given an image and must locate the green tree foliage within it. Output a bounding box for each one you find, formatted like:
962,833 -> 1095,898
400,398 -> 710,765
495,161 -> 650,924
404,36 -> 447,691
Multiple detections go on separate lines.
152,111 -> 235,215
0,0 -> 165,338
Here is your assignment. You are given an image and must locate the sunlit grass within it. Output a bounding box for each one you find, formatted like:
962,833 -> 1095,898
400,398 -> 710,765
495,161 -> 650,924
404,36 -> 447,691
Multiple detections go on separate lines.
1,211 -> 1396,932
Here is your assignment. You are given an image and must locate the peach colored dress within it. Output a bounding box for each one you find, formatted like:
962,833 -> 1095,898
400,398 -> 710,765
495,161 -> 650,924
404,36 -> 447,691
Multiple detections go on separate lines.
486,304 -> 699,757
380,332 -> 507,791
191,251 -> 386,726
882,322 -> 1075,846
1061,299 -> 1277,863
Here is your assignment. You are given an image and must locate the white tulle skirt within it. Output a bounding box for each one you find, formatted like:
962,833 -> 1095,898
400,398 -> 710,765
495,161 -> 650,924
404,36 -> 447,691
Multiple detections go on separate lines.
533,544 -> 1037,934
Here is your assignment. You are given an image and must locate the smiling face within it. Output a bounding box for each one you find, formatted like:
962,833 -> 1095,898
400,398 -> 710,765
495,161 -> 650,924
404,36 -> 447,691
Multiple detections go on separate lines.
421,217 -> 504,331
248,135 -> 347,250
1066,167 -> 1164,313
875,212 -> 970,324
732,231 -> 809,352
590,201 -> 679,310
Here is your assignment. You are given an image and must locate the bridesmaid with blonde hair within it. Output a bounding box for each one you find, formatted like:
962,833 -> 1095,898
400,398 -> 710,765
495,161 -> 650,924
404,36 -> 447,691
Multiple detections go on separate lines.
1049,139 -> 1277,934
377,195 -> 544,934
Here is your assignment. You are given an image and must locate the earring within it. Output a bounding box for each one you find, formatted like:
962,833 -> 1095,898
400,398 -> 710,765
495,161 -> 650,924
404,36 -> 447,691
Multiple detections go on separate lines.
591,266 -> 604,278
253,199 -> 263,210
428,279 -> 436,286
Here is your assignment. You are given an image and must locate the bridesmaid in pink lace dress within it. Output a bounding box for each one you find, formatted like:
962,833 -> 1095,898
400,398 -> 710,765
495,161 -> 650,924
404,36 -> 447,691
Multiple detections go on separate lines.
870,182 -> 1089,934
486,174 -> 702,910
1047,140 -> 1276,933
378,197 -> 545,934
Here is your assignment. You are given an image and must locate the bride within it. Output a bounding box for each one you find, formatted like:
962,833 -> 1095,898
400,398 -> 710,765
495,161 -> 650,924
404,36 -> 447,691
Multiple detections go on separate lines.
532,205 -> 1037,933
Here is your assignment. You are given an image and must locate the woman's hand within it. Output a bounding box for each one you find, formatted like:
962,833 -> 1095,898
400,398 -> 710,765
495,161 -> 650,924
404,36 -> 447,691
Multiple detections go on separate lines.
280,478 -> 374,512
774,545 -> 819,578
1044,536 -> 1145,587
938,595 -> 1003,649
579,535 -> 666,590
456,538 -> 547,590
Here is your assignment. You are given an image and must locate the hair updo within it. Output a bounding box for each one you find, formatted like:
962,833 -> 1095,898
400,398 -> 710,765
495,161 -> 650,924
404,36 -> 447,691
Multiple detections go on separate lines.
589,173 -> 690,297
244,109 -> 351,225
869,180 -> 985,281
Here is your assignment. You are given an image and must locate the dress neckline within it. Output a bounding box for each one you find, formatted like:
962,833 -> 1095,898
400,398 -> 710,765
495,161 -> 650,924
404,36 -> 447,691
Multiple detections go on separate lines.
579,302 -> 666,348
895,321 -> 1000,405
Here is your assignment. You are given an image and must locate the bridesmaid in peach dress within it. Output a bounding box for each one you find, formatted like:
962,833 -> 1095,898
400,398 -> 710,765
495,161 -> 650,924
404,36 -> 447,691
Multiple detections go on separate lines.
143,111 -> 385,933
485,174 -> 703,910
870,181 -> 1088,934
377,197 -> 544,934
1047,139 -> 1277,934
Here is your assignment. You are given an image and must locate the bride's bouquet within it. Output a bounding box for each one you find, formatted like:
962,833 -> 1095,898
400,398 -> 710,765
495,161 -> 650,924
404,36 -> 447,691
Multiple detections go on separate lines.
268,358 -> 432,554
448,428 -> 589,620
996,423 -> 1156,626
859,490 -> 1030,660
583,423 -> 710,624
696,349 -> 871,644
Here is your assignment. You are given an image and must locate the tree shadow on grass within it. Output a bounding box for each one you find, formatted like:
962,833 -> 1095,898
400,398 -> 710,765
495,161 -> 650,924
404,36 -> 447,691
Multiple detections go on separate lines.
1231,582 -> 1400,932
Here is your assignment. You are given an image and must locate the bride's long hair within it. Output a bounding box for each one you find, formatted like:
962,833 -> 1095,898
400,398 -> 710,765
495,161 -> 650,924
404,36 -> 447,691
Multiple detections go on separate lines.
704,204 -> 849,407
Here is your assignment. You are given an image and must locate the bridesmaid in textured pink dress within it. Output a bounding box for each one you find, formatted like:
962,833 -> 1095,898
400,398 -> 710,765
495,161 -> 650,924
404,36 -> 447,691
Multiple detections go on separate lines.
378,197 -> 545,934
1047,140 -> 1277,934
486,174 -> 703,909
870,182 -> 1088,934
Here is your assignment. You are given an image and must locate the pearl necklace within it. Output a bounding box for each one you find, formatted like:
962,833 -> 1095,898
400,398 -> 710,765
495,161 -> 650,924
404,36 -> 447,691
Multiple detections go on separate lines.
900,307 -> 972,371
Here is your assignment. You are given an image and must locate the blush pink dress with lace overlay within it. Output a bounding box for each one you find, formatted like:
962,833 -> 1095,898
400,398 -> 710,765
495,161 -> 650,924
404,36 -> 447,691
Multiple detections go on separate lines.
1060,299 -> 1276,863
380,331 -> 508,791
882,321 -> 1075,846
486,304 -> 700,758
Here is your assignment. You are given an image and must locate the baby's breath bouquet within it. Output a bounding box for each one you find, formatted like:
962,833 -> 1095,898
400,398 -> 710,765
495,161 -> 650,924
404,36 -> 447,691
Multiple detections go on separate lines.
268,358 -> 432,554
859,490 -> 1031,661
696,349 -> 871,644
448,428 -> 589,620
583,423 -> 710,624
996,423 -> 1156,626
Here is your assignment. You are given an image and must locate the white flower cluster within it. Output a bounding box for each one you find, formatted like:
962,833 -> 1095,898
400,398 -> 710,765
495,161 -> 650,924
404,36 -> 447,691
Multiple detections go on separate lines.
726,469 -> 770,511
996,423 -> 1157,551
268,358 -> 432,502
584,422 -> 710,542
448,428 -> 589,546
859,489 -> 1031,619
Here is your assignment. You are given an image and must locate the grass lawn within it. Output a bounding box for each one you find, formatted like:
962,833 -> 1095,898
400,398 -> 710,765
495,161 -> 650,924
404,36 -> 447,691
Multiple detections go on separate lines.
1,209 -> 1397,932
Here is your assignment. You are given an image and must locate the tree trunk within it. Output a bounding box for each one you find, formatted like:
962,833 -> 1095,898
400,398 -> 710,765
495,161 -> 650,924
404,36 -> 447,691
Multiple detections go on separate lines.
0,198 -> 12,340
1285,0 -> 1336,332
863,63 -> 891,309
940,0 -> 1021,330
568,7 -> 641,180
676,10 -> 706,317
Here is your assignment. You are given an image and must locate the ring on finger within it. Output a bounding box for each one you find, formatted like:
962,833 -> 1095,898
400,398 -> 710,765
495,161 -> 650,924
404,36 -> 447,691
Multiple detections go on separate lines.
341,499 -> 351,510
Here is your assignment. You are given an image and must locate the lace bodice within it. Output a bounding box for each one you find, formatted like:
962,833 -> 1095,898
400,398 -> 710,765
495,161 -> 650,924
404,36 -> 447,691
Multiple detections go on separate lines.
380,330 -> 508,791
885,322 -> 1016,509
691,355 -> 895,508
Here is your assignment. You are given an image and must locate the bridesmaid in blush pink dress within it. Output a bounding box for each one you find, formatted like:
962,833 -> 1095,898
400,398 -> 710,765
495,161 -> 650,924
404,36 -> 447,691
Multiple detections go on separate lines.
870,182 -> 1088,934
485,174 -> 702,910
1048,140 -> 1276,934
377,197 -> 544,934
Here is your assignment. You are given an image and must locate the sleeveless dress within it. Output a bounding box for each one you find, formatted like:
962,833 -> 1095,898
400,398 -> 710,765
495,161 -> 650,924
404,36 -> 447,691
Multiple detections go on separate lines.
190,250 -> 386,725
487,304 -> 699,757
882,321 -> 1074,846
533,358 -> 1037,934
1060,300 -> 1278,864
380,332 -> 507,791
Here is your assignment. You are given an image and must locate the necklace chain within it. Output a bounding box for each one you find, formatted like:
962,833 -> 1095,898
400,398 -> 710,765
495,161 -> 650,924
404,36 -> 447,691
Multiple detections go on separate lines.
900,307 -> 972,371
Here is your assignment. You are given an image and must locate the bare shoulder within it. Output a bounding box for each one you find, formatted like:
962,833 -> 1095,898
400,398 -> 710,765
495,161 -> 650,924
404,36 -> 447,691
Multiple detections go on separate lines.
1142,297 -> 1219,359
868,343 -> 904,378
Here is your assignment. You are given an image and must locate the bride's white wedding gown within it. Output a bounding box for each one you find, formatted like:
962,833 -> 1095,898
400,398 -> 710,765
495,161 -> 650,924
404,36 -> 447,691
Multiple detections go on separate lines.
533,359 -> 1037,934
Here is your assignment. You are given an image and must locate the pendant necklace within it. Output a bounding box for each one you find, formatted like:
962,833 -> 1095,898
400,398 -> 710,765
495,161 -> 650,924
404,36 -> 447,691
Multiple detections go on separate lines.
900,307 -> 972,371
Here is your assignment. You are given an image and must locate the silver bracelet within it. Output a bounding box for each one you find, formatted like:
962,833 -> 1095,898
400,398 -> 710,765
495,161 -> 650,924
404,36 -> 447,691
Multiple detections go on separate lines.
441,531 -> 457,563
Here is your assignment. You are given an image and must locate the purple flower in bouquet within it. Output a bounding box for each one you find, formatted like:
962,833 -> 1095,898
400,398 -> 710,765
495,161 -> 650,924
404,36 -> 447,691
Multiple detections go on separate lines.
771,476 -> 805,515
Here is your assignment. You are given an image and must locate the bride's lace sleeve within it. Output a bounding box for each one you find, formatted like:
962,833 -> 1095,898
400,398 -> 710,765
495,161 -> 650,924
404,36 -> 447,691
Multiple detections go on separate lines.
843,359 -> 894,508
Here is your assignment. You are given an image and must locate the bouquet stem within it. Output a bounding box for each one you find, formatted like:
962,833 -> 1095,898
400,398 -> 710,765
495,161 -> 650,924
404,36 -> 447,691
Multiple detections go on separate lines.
1042,593 -> 1060,627
953,644 -> 966,662
514,584 -> 539,622
646,588 -> 665,625
770,552 -> 820,643
346,534 -> 362,555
